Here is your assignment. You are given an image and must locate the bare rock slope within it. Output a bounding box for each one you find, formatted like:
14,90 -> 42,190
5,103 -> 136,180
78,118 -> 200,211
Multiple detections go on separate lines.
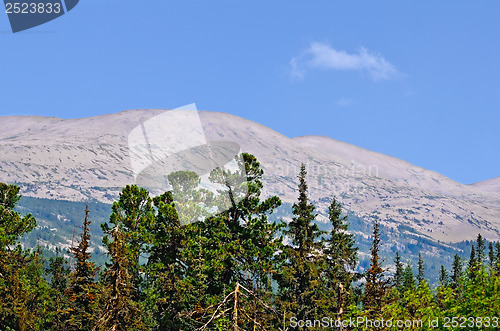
1,109 -> 499,243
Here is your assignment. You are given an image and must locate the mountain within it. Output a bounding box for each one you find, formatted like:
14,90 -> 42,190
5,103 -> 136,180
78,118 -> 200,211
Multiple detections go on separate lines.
468,177 -> 500,194
1,109 -> 499,245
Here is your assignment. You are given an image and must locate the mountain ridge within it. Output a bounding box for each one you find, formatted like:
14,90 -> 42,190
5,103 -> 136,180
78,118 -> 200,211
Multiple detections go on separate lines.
1,109 -> 499,242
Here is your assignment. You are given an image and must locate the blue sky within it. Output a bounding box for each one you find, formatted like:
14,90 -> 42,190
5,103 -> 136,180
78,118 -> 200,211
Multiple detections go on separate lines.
1,1 -> 499,184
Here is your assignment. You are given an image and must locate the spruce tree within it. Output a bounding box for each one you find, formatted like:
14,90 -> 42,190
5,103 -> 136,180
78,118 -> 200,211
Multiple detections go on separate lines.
402,264 -> 415,292
205,153 -> 283,329
98,220 -> 146,330
146,191 -> 186,330
277,164 -> 325,321
149,154 -> 283,329
101,185 -> 155,303
439,265 -> 448,287
476,234 -> 485,265
286,164 -> 323,256
468,245 -> 477,279
394,252 -> 404,293
362,218 -> 388,314
0,183 -> 41,330
489,242 -> 496,273
451,254 -> 463,289
324,197 -> 358,319
0,183 -> 36,249
65,205 -> 99,331
44,248 -> 70,329
417,253 -> 425,286
47,248 -> 70,294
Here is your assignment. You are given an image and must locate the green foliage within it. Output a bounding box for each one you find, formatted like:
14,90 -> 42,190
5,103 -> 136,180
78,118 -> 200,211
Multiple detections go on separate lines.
64,206 -> 100,331
145,153 -> 284,330
394,252 -> 404,292
362,218 -> 390,315
451,254 -> 463,289
1,164 -> 500,331
0,184 -> 49,330
98,220 -> 146,330
0,183 -> 36,249
417,252 -> 425,285
439,264 -> 449,287
101,185 -> 155,302
276,164 -> 326,322
323,197 -> 358,319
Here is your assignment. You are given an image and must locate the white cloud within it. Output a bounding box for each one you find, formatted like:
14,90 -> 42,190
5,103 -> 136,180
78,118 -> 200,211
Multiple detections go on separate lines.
337,97 -> 353,107
291,42 -> 397,80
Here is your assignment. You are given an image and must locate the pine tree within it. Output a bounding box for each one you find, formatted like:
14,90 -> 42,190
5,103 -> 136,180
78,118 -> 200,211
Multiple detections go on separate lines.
277,164 -> 325,321
146,191 -> 186,330
362,218 -> 389,314
439,265 -> 448,287
149,154 -> 283,330
451,254 -> 463,289
44,248 -> 70,329
323,197 -> 358,320
394,252 -> 404,292
65,205 -> 99,331
0,183 -> 36,249
47,248 -> 70,294
205,153 -> 283,329
101,185 -> 155,304
476,234 -> 485,266
468,245 -> 477,279
417,253 -> 425,286
286,164 -> 323,256
402,264 -> 415,292
97,220 -> 146,330
0,183 -> 44,330
489,242 -> 496,274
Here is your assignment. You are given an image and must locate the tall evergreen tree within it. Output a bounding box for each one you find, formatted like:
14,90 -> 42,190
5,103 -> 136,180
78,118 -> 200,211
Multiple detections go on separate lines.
476,234 -> 485,266
451,254 -> 463,289
323,197 -> 358,320
489,242 -> 496,273
146,191 -> 186,330
44,248 -> 70,329
101,185 -> 155,303
0,183 -> 36,249
417,253 -> 425,286
286,164 -> 323,256
439,265 -> 448,287
362,218 -> 388,314
468,245 -> 477,279
0,183 -> 45,330
147,154 -> 283,330
201,153 -> 283,329
47,248 -> 70,294
98,220 -> 146,330
393,252 -> 404,292
65,205 -> 99,331
277,164 -> 325,321
402,264 -> 415,292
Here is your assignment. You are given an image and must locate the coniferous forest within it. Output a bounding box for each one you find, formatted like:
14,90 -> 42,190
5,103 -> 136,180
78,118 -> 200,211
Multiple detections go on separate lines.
1,153 -> 499,330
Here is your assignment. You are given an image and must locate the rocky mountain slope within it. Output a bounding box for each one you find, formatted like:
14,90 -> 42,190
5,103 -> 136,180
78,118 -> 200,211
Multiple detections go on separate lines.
1,109 -> 499,243
469,177 -> 500,194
